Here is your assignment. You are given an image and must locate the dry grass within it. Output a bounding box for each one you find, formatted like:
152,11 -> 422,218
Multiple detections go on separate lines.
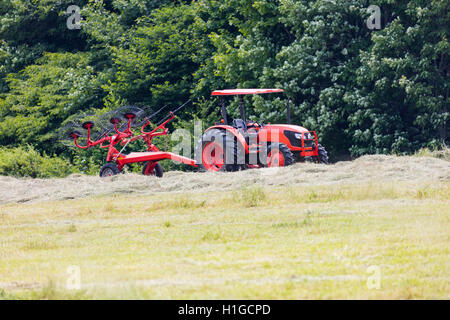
0,154 -> 449,205
0,155 -> 449,299
415,147 -> 450,162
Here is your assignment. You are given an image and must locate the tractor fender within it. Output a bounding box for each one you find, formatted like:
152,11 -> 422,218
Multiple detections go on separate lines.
205,125 -> 249,154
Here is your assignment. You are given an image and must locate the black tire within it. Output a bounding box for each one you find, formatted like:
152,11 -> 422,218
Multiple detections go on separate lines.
99,163 -> 120,177
142,162 -> 163,178
198,129 -> 244,172
265,143 -> 295,167
317,144 -> 329,164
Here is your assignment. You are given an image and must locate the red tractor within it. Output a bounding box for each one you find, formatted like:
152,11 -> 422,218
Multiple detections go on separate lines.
198,89 -> 328,172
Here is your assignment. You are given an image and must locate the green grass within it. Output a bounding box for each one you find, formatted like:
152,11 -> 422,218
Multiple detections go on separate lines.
0,180 -> 449,299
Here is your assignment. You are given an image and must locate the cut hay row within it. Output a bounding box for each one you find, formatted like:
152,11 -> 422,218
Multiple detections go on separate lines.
1,155 -> 449,205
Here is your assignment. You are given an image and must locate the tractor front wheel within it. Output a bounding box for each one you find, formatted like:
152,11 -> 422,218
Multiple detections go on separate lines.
142,162 -> 163,178
317,144 -> 329,164
266,143 -> 295,168
99,163 -> 120,177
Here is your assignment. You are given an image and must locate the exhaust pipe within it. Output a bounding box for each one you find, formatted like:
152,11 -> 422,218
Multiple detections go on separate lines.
239,95 -> 246,121
287,99 -> 291,124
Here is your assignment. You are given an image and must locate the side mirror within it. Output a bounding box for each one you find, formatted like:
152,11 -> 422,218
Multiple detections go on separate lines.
286,99 -> 291,124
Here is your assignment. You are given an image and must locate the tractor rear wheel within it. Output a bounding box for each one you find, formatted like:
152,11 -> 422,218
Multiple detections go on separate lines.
142,162 -> 163,178
199,129 -> 242,172
265,143 -> 295,167
99,163 -> 120,177
317,144 -> 329,164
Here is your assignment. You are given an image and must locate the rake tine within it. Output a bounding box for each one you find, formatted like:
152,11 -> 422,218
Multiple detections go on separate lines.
155,99 -> 192,127
172,99 -> 192,114
148,104 -> 168,120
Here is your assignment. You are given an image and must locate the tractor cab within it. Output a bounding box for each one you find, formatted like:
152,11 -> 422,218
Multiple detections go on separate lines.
212,88 -> 286,130
212,89 -> 285,146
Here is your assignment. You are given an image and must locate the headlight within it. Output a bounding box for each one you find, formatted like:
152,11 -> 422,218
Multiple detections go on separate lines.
295,132 -> 313,140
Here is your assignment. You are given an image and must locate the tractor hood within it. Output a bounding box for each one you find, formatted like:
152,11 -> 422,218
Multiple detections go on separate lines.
262,124 -> 309,133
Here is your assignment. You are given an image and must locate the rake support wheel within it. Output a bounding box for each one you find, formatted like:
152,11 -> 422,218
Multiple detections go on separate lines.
99,163 -> 120,177
142,162 -> 163,178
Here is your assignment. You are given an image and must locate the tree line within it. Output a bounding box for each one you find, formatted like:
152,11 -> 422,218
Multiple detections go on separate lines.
0,0 -> 448,174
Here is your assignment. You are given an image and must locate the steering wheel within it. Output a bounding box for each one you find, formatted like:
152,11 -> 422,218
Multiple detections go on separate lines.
247,121 -> 261,129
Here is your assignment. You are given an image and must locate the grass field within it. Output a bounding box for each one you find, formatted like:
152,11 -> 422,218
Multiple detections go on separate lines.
0,155 -> 449,299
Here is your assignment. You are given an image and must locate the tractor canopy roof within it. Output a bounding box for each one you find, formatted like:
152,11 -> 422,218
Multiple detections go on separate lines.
211,89 -> 283,96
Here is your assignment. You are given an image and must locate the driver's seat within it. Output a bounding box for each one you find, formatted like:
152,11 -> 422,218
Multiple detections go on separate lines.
232,119 -> 250,145
232,119 -> 259,147
232,119 -> 247,132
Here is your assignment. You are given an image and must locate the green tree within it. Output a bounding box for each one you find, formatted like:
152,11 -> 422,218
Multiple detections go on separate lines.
103,4 -> 198,109
347,0 -> 449,155
192,0 -> 291,124
0,0 -> 88,92
0,52 -> 105,152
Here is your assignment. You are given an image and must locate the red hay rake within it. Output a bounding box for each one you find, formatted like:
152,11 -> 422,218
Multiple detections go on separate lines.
59,102 -> 197,178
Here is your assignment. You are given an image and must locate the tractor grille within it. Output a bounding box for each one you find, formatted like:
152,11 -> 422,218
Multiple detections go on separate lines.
304,138 -> 314,148
284,130 -> 301,147
284,130 -> 314,148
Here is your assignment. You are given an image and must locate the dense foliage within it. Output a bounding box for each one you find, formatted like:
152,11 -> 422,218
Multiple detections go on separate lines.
0,145 -> 77,178
0,0 -> 448,176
